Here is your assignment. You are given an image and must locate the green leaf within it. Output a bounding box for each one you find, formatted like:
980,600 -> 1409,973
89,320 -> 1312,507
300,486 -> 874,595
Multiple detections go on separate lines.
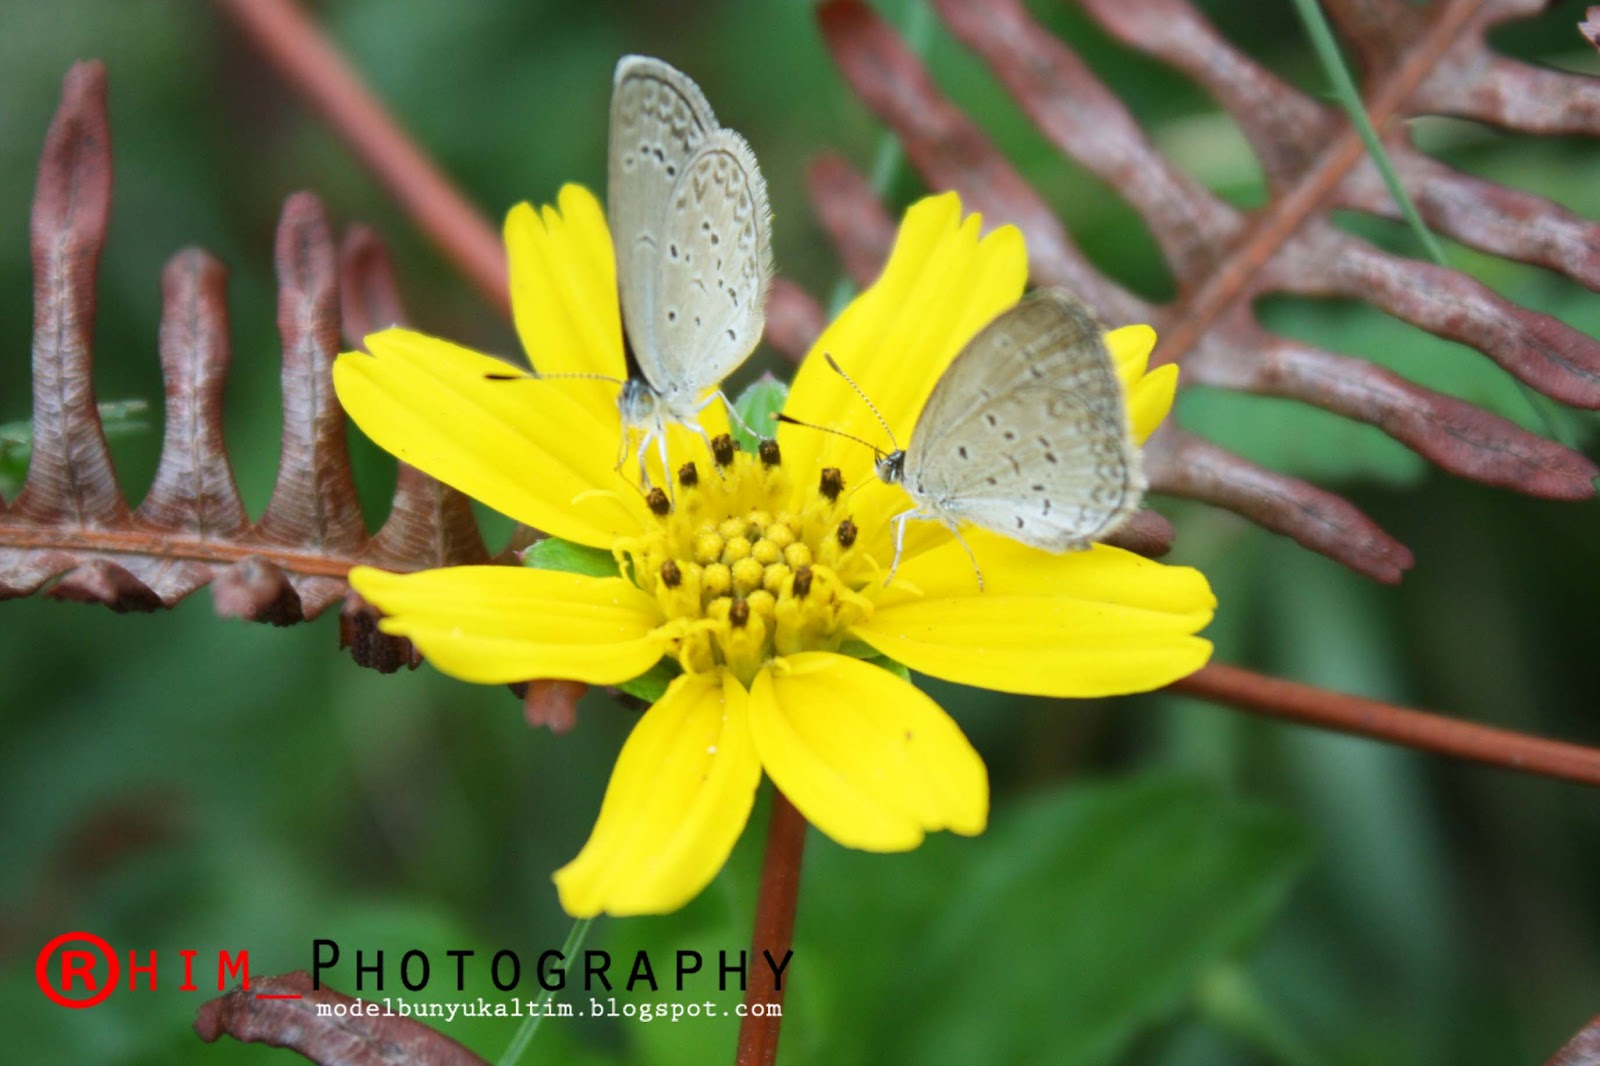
615,657 -> 681,704
1195,963 -> 1319,1066
730,373 -> 789,453
798,774 -> 1312,1066
521,536 -> 620,579
95,399 -> 153,439
0,399 -> 149,494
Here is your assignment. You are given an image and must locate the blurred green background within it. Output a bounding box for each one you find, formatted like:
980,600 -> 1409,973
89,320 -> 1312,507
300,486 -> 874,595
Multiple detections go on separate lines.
2,1 -> 1598,1063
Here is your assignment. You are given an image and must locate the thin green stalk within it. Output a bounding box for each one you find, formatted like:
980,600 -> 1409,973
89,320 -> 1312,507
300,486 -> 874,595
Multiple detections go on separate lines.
1291,0 -> 1445,263
497,916 -> 596,1066
1290,0 -> 1567,443
1197,964 -> 1320,1066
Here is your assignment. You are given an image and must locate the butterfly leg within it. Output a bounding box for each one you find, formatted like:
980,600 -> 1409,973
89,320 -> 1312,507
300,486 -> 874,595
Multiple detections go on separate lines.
683,418 -> 724,480
708,390 -> 763,444
884,511 -> 985,591
884,508 -> 921,587
654,426 -> 673,501
605,426 -> 663,507
946,523 -> 985,593
629,426 -> 681,502
618,423 -> 659,495
691,392 -> 753,480
613,424 -> 635,479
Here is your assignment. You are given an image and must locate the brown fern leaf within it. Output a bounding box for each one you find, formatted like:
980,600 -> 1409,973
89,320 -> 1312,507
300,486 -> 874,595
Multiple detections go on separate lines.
764,277 -> 829,362
338,226 -> 488,574
1546,1015 -> 1600,1066
0,62 -> 483,655
814,0 -> 1600,582
195,971 -> 488,1066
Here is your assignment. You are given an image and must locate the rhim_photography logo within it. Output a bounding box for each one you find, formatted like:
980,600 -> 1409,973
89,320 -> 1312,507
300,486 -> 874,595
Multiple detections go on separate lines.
36,931 -> 793,1016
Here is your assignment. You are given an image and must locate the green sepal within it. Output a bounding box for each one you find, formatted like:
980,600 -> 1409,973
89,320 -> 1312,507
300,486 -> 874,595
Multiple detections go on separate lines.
730,373 -> 789,454
616,656 -> 682,703
837,639 -> 913,683
862,655 -> 912,683
521,536 -> 621,579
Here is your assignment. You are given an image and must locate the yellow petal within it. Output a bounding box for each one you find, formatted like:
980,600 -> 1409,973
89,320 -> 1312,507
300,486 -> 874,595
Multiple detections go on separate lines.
748,653 -> 988,851
334,328 -> 645,547
554,671 -> 761,917
504,187 -> 731,486
505,185 -> 625,389
887,529 -> 1215,608
778,192 -> 1028,498
1103,325 -> 1174,443
854,535 -> 1215,697
350,565 -> 665,685
1105,324 -> 1156,389
1126,362 -> 1178,445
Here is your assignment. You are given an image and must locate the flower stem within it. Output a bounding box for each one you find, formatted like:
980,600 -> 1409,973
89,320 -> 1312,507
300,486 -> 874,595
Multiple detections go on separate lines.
734,790 -> 808,1066
497,916 -> 595,1066
1171,662 -> 1600,788
213,0 -> 508,311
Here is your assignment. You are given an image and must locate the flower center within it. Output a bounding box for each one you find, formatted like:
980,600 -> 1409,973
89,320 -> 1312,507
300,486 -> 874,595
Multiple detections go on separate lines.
618,436 -> 876,685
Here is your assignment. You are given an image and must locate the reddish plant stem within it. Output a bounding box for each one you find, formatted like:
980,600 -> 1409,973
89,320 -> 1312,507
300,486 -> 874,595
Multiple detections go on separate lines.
735,791 -> 807,1066
0,525 -> 367,580
213,0 -> 509,312
1172,663 -> 1600,788
1150,0 -> 1483,368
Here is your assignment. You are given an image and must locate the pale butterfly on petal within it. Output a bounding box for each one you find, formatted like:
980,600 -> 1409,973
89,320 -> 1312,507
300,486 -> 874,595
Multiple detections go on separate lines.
604,55 -> 774,487
783,287 -> 1145,590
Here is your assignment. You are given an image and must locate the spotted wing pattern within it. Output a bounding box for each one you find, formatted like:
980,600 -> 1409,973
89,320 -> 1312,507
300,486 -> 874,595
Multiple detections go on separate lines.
646,131 -> 772,417
902,288 -> 1144,550
607,56 -> 770,418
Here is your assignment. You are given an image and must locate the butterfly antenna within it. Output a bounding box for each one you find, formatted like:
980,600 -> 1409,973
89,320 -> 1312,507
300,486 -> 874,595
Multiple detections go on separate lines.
773,413 -> 884,459
484,370 -> 626,385
823,353 -> 900,452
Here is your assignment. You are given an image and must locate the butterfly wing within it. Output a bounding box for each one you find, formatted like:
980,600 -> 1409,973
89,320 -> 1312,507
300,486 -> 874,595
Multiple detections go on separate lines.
647,130 -> 772,417
608,56 -> 770,417
903,288 -> 1144,550
609,56 -> 718,393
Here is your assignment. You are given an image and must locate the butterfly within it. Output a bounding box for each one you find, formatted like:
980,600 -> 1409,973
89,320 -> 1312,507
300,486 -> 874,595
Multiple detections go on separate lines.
605,55 -> 774,486
783,287 -> 1145,589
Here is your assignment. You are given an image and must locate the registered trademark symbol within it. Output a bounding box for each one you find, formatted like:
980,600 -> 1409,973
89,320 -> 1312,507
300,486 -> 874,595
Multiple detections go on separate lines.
36,931 -> 121,1009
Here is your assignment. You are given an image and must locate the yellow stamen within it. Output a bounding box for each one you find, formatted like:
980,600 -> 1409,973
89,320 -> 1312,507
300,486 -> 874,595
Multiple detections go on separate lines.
623,450 -> 874,686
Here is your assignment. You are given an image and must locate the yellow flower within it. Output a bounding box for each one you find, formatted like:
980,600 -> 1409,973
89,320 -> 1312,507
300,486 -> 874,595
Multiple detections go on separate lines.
333,187 -> 1214,918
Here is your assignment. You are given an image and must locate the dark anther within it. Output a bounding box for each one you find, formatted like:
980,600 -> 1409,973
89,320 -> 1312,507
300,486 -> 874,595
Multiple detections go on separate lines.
819,467 -> 844,502
678,461 -> 699,488
758,438 -> 781,467
647,488 -> 671,516
660,559 -> 682,588
792,565 -> 813,598
711,433 -> 738,467
836,519 -> 858,548
729,599 -> 750,628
